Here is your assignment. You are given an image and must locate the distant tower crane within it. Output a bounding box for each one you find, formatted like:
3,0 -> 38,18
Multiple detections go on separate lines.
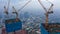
12,0 -> 32,33
4,0 -> 10,17
38,0 -> 54,25
12,6 -> 18,18
12,0 -> 32,18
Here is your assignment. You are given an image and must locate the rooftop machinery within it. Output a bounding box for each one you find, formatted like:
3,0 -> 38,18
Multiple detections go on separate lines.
38,0 -> 54,25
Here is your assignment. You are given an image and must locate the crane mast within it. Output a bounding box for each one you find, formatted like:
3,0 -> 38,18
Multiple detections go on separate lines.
4,0 -> 10,17
38,0 -> 54,25
38,0 -> 47,12
4,6 -> 8,15
12,6 -> 18,18
12,0 -> 32,18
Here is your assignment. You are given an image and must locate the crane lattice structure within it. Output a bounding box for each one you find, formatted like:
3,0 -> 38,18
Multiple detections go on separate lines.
4,0 -> 54,25
12,0 -> 32,18
38,0 -> 54,25
4,0 -> 10,18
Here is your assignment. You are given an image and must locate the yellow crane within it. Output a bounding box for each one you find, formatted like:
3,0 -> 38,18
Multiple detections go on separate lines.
38,0 -> 54,25
12,0 -> 32,18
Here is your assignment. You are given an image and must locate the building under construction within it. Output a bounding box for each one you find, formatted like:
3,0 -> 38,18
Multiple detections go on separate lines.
0,0 -> 60,34
38,0 -> 60,34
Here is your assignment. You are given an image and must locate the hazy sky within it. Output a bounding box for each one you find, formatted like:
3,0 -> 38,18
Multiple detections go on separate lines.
0,0 -> 60,10
0,0 -> 60,22
0,0 -> 60,15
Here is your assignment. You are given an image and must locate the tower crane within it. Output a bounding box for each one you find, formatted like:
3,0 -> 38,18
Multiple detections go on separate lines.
12,1 -> 32,33
12,0 -> 32,18
12,6 -> 18,18
38,0 -> 54,25
4,0 -> 10,17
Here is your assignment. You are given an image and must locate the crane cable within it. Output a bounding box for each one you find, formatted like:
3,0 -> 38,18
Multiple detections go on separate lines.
18,0 -> 32,12
4,0 -> 10,15
46,0 -> 54,12
12,6 -> 18,17
12,0 -> 32,18
38,0 -> 54,24
38,0 -> 47,12
7,0 -> 10,11
38,0 -> 54,12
